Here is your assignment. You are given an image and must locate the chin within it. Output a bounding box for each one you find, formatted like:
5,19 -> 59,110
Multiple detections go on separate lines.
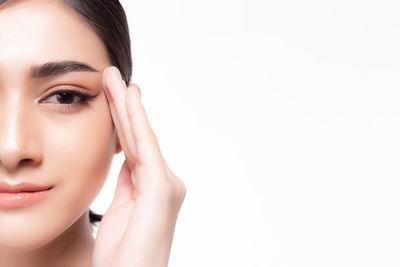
0,211 -> 66,252
0,230 -> 55,252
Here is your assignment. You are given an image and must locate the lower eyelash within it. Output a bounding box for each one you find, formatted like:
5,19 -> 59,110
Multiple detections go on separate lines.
48,103 -> 78,111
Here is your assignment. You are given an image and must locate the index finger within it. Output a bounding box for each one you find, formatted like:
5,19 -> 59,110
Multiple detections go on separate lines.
103,66 -> 138,167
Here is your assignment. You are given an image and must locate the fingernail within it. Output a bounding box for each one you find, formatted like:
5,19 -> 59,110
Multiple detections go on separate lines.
111,66 -> 123,81
128,84 -> 141,98
135,84 -> 142,97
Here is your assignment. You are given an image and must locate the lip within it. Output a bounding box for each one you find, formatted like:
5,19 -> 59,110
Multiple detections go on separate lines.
0,184 -> 54,209
0,182 -> 54,193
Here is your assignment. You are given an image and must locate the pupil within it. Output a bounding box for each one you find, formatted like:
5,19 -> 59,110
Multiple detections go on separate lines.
57,93 -> 74,104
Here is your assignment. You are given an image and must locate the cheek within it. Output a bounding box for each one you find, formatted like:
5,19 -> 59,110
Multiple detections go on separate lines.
43,101 -> 116,217
0,100 -> 117,249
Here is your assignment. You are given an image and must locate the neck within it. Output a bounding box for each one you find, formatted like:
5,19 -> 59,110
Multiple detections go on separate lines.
0,210 -> 95,267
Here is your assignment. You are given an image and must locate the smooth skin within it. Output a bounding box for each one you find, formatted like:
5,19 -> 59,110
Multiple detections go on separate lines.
93,66 -> 186,267
0,0 -> 186,266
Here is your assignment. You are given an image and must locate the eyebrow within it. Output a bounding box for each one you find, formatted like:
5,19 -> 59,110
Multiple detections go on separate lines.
30,60 -> 99,79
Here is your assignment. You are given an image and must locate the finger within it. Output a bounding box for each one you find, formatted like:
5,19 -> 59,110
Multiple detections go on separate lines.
103,66 -> 138,166
125,83 -> 164,167
136,83 -> 142,97
108,160 -> 134,211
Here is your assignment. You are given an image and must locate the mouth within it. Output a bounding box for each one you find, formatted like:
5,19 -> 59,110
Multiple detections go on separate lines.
4,187 -> 54,193
0,186 -> 55,209
0,182 -> 54,193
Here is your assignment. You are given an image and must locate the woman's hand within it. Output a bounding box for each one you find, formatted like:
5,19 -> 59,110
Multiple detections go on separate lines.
92,66 -> 187,267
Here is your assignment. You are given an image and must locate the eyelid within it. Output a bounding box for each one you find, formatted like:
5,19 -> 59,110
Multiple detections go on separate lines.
39,87 -> 98,109
47,89 -> 87,101
43,86 -> 90,98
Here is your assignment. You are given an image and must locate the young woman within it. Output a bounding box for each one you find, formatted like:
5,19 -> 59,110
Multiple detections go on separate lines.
0,0 -> 186,266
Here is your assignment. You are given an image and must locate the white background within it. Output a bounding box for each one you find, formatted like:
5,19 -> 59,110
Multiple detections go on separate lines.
91,1 -> 400,266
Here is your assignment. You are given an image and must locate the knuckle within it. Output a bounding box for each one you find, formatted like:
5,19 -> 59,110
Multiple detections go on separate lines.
136,133 -> 156,145
173,177 -> 187,202
159,177 -> 186,204
149,130 -> 159,144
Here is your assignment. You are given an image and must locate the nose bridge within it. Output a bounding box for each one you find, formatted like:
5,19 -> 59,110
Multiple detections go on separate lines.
0,91 -> 41,170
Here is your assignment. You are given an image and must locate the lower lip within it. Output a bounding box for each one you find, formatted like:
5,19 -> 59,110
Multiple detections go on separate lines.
0,187 -> 54,209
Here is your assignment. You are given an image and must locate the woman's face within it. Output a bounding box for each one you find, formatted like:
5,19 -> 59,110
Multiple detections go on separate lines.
0,0 -> 120,250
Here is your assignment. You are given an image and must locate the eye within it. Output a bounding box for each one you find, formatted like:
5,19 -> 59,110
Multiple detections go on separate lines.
40,88 -> 97,109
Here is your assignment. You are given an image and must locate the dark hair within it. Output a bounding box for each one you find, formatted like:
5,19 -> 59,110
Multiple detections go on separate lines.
0,0 -> 133,230
89,209 -> 104,229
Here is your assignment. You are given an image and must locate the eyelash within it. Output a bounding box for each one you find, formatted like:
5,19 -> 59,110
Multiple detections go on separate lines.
41,88 -> 97,110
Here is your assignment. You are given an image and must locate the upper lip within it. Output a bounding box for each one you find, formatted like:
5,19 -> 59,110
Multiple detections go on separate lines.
0,182 -> 54,193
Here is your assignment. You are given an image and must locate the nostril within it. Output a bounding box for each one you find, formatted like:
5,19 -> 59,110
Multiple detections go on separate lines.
0,144 -> 42,170
16,158 -> 35,168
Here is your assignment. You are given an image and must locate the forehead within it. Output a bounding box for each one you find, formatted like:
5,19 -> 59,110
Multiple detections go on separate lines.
0,0 -> 109,78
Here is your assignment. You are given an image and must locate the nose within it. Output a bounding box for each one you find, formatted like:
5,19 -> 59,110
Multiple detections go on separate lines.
0,94 -> 42,172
